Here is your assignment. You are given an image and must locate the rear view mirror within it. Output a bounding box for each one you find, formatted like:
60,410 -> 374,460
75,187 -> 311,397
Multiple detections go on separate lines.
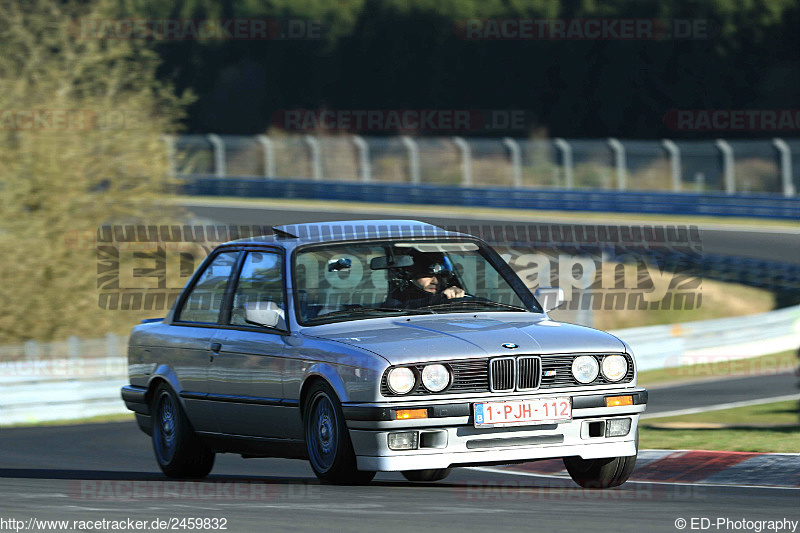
534,287 -> 565,313
244,301 -> 285,329
370,255 -> 414,270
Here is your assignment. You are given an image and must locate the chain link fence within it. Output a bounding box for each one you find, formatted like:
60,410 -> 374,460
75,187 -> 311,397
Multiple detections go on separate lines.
169,134 -> 799,196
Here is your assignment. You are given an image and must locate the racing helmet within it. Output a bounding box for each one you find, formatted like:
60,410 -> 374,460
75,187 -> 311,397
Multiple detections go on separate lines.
406,251 -> 455,284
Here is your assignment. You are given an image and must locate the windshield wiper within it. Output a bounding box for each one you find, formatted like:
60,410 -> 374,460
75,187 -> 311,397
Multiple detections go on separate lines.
313,306 -> 434,320
418,299 -> 529,312
366,307 -> 435,315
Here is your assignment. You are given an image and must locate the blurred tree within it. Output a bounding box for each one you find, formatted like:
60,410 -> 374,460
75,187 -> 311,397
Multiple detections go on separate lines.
0,0 -> 190,343
126,0 -> 798,138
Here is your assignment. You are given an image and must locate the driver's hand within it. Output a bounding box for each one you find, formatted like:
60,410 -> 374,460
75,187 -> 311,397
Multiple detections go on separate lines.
442,286 -> 466,299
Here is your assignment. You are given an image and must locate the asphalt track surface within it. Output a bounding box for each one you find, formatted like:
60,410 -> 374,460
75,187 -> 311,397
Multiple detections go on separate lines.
181,201 -> 800,264
3,374 -> 798,533
645,372 -> 800,416
2,423 -> 798,533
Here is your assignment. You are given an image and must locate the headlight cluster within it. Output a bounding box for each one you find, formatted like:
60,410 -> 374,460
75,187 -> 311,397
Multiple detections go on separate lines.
386,364 -> 451,394
601,355 -> 628,381
386,367 -> 415,394
571,355 -> 628,383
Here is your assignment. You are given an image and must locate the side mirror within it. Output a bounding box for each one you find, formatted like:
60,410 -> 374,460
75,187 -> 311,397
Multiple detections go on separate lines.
244,301 -> 285,329
534,287 -> 565,313
327,257 -> 352,272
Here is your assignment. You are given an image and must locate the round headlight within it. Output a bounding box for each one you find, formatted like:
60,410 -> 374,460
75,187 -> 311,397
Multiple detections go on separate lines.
387,367 -> 415,394
571,355 -> 599,384
601,355 -> 628,382
421,364 -> 450,392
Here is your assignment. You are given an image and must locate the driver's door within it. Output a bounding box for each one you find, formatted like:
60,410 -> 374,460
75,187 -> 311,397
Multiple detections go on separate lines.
208,250 -> 289,438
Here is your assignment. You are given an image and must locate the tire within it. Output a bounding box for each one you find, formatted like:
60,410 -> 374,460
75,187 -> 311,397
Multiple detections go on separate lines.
402,468 -> 452,482
563,454 -> 637,489
563,430 -> 638,489
304,381 -> 376,485
151,384 -> 215,479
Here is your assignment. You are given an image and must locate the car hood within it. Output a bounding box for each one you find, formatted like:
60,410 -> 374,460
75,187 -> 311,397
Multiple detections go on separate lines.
303,313 -> 626,365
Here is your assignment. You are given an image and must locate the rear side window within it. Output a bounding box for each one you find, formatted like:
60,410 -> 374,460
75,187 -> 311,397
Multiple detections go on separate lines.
177,251 -> 240,323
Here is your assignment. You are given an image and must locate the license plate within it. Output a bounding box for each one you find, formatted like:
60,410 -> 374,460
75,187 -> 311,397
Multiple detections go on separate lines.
474,397 -> 571,427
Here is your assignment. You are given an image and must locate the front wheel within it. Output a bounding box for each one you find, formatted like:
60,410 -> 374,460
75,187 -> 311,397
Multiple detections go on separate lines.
151,384 -> 215,478
304,382 -> 375,485
563,454 -> 637,489
402,468 -> 452,482
564,429 -> 638,489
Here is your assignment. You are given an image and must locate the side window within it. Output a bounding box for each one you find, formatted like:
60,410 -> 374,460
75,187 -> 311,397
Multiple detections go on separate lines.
177,251 -> 240,324
230,251 -> 286,329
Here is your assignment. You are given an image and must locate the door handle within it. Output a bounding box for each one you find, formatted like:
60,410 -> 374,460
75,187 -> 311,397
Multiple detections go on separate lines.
210,343 -> 222,353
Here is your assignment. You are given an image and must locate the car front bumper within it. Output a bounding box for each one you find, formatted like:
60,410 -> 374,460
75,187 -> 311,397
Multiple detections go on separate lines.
344,389 -> 646,472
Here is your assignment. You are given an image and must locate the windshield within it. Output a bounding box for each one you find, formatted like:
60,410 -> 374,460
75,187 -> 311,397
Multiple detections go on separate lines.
294,240 -> 538,325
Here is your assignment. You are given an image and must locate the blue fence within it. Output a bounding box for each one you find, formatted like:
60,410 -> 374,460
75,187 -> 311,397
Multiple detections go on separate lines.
701,254 -> 800,291
183,176 -> 800,220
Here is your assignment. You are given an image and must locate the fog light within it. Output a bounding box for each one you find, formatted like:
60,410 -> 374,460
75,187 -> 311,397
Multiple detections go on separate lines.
388,431 -> 419,450
605,418 -> 632,437
605,395 -> 633,407
395,409 -> 428,420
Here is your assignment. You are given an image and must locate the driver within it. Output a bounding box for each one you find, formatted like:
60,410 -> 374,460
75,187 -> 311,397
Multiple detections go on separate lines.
387,252 -> 466,309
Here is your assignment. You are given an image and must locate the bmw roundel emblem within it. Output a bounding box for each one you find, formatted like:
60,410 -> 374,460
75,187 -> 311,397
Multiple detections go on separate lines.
501,343 -> 519,349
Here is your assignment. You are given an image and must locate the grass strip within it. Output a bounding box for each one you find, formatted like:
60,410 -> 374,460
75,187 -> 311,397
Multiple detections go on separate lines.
639,400 -> 800,453
637,350 -> 797,387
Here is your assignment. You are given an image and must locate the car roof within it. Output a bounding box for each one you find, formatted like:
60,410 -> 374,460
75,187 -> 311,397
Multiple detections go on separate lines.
224,220 -> 471,248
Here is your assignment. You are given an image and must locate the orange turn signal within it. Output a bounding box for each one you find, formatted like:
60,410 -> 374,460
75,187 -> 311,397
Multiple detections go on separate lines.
395,409 -> 428,420
605,395 -> 634,407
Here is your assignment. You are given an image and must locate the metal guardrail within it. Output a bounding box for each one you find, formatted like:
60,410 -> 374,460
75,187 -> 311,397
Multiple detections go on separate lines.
169,134 -> 800,197
0,333 -> 126,360
2,304 -> 798,425
611,304 -> 800,372
181,175 -> 800,219
0,357 -> 128,425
